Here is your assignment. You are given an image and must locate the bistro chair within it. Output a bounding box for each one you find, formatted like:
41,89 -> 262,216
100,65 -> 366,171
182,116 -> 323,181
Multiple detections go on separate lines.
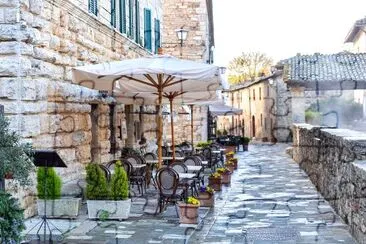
144,152 -> 157,160
174,150 -> 184,157
98,164 -> 111,182
155,167 -> 185,216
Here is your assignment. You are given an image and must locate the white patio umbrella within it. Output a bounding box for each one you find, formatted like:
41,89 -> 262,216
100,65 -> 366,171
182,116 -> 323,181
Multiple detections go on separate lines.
72,55 -> 221,167
209,103 -> 243,116
113,89 -> 220,160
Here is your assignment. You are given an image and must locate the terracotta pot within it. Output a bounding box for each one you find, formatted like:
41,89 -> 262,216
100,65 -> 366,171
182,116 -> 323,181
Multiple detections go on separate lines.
208,177 -> 222,191
221,172 -> 231,184
231,158 -> 238,170
178,202 -> 200,224
225,165 -> 235,173
198,192 -> 214,207
4,172 -> 13,179
224,146 -> 236,154
226,154 -> 234,160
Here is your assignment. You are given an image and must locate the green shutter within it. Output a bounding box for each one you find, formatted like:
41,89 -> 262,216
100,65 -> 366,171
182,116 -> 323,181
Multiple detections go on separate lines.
144,8 -> 151,51
128,0 -> 134,38
135,0 -> 140,44
89,0 -> 98,15
154,19 -> 160,54
119,0 -> 126,33
111,0 -> 116,27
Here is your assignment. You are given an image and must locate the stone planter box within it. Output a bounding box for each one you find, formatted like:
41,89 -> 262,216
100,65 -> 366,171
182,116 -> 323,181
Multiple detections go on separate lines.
208,177 -> 222,191
178,202 -> 200,224
198,192 -> 214,207
87,199 -> 131,220
221,172 -> 231,184
37,198 -> 81,219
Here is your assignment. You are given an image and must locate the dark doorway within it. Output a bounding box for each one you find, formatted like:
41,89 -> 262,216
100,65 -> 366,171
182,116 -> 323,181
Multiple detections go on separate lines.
90,104 -> 99,162
252,115 -> 256,137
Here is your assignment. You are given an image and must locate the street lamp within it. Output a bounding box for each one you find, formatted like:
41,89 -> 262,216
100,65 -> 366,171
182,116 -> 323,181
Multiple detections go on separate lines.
175,28 -> 188,57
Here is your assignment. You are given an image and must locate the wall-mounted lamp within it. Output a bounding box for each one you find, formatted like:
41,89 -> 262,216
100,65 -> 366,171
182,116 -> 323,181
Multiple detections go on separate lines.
219,66 -> 227,74
175,28 -> 188,58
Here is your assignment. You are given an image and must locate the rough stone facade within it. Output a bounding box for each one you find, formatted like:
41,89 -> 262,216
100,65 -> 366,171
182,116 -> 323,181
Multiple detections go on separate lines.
0,0 -> 162,217
219,72 -> 292,142
292,124 -> 366,243
161,0 -> 214,144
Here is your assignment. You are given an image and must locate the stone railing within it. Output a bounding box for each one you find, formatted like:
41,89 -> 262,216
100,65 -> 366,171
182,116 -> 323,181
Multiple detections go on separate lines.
292,123 -> 366,243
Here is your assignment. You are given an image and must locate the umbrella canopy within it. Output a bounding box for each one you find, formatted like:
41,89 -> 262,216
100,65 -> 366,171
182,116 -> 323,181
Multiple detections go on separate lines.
72,55 -> 222,167
209,103 -> 243,116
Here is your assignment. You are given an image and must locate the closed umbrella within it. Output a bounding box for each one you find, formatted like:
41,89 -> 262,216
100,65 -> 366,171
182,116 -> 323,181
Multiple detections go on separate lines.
72,55 -> 221,167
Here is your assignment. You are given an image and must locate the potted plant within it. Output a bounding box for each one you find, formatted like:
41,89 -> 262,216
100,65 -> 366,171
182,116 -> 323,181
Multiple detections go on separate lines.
217,167 -> 232,184
178,196 -> 200,224
224,160 -> 235,172
208,172 -> 222,191
225,151 -> 235,160
37,167 -> 81,218
240,137 -> 250,151
198,186 -> 214,207
0,191 -> 25,243
86,161 -> 131,220
229,157 -> 238,170
224,139 -> 237,154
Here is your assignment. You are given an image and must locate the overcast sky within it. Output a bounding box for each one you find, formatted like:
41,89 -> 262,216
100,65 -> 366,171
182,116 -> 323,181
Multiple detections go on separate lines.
213,0 -> 366,66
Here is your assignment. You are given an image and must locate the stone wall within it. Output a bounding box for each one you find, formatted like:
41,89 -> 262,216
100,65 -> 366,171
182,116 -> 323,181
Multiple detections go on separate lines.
292,124 -> 366,243
0,0 -> 162,217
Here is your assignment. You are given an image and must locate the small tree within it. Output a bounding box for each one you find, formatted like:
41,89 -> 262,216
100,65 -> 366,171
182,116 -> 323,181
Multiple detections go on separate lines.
0,116 -> 33,188
37,167 -> 62,200
109,161 -> 129,200
86,163 -> 109,200
0,191 -> 25,243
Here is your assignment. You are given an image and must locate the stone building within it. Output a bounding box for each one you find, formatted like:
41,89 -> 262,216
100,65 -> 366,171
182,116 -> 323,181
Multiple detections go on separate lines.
160,0 -> 215,144
0,0 -> 163,217
219,70 -> 292,142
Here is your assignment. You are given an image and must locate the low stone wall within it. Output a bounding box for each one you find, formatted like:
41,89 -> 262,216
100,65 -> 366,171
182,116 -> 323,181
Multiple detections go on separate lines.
292,123 -> 366,243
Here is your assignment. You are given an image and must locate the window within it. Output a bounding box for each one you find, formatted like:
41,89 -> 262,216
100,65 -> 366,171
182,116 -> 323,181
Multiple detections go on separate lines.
260,114 -> 263,126
253,89 -> 256,100
119,0 -> 126,33
128,0 -> 134,38
144,8 -> 152,51
89,0 -> 98,15
135,0 -> 140,43
154,18 -> 160,54
111,0 -> 116,27
259,87 -> 261,100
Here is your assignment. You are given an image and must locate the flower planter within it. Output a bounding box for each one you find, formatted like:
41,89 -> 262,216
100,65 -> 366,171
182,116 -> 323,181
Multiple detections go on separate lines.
226,154 -> 234,160
231,158 -> 238,170
221,172 -> 232,184
208,177 -> 222,191
243,144 -> 249,151
178,202 -> 200,224
226,165 -> 235,173
87,199 -> 131,220
37,198 -> 81,219
198,192 -> 214,207
224,146 -> 236,154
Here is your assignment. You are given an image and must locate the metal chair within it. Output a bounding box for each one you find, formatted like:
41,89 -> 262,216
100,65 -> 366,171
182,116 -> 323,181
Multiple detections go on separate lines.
144,152 -> 157,160
122,158 -> 146,195
155,167 -> 185,215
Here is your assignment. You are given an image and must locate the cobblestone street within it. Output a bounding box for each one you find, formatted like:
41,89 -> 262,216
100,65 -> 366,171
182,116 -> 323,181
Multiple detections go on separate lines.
23,144 -> 357,243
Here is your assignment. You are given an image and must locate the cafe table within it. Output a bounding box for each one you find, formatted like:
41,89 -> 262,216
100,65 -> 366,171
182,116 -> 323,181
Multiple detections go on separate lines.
162,156 -> 185,161
186,165 -> 202,172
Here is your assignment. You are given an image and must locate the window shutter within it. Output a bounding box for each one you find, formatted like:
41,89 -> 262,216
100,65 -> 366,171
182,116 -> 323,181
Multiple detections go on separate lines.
128,0 -> 134,38
89,0 -> 98,15
154,18 -> 160,54
119,0 -> 126,33
135,0 -> 140,44
111,0 -> 116,27
144,8 -> 152,51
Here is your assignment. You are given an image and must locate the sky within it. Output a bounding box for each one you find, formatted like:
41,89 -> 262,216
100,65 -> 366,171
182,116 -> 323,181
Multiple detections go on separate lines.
213,0 -> 366,67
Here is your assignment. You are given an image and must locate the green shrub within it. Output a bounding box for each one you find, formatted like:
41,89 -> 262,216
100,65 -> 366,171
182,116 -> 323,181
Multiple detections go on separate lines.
86,163 -> 109,200
110,161 -> 129,200
196,141 -> 212,148
0,191 -> 25,243
223,129 -> 228,136
240,137 -> 250,144
37,167 -> 62,200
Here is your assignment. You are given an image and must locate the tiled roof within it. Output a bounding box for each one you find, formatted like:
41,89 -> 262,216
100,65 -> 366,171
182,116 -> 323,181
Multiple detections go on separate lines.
281,52 -> 366,83
345,17 -> 366,43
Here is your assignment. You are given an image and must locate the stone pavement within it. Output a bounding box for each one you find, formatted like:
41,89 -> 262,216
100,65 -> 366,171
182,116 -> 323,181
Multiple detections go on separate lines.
22,144 -> 357,243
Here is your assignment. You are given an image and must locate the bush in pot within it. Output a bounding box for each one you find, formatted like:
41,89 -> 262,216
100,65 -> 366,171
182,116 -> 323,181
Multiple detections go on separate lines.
178,196 -> 200,224
216,167 -> 232,184
240,137 -> 250,151
37,167 -> 81,218
86,162 -> 131,220
224,160 -> 235,172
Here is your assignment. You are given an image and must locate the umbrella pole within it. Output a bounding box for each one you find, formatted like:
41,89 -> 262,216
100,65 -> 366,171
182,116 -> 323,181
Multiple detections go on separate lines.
190,105 -> 194,149
169,98 -> 176,162
157,89 -> 163,168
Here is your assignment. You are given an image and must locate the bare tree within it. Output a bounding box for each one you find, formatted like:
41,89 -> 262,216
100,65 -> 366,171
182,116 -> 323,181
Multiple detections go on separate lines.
228,52 -> 273,84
